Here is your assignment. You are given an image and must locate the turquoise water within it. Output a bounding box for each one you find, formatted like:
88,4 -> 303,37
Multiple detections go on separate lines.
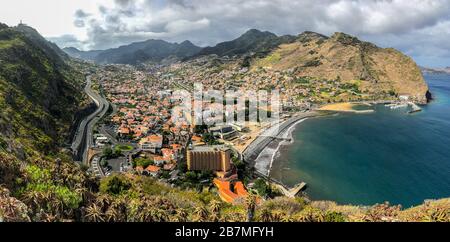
270,74 -> 450,208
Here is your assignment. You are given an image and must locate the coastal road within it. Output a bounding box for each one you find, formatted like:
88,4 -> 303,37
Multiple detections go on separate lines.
71,76 -> 110,164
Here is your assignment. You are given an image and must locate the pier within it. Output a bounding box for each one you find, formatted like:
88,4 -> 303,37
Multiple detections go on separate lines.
254,170 -> 307,198
385,102 -> 422,113
408,102 -> 422,113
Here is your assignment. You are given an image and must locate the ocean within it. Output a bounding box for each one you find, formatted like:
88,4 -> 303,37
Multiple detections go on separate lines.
269,74 -> 450,208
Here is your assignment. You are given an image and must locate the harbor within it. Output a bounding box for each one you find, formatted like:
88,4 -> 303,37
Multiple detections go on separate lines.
385,102 -> 422,113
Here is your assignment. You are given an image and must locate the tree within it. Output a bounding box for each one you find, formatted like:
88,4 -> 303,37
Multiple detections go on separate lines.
185,171 -> 197,181
99,175 -> 131,195
102,147 -> 113,159
134,158 -> 153,168
324,211 -> 346,222
160,171 -> 170,179
253,178 -> 270,197
113,147 -> 122,157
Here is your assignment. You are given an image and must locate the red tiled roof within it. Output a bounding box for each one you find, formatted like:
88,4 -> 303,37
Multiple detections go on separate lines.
146,165 -> 160,172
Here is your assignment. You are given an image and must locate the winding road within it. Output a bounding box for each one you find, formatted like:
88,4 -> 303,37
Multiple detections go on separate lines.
71,76 -> 110,164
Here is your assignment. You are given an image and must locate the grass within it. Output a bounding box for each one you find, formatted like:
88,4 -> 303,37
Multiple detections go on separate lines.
116,144 -> 134,152
255,52 -> 282,67
0,38 -> 23,49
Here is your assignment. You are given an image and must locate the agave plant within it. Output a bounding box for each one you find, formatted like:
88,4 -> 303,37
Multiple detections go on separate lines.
209,199 -> 222,222
257,207 -> 273,222
193,205 -> 209,222
85,203 -> 104,222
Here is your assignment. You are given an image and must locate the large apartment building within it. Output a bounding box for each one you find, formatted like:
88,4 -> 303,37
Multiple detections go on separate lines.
186,147 -> 231,172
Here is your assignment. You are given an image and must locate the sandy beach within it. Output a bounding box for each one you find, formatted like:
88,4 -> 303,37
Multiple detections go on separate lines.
319,102 -> 374,113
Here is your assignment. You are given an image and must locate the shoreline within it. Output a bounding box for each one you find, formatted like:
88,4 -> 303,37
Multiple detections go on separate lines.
266,118 -> 308,175
244,102 -> 377,188
318,102 -> 375,113
243,111 -> 322,177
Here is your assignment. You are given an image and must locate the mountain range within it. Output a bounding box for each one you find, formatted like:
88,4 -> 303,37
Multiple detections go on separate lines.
64,29 -> 430,103
420,66 -> 450,74
63,29 -> 297,65
64,39 -> 202,65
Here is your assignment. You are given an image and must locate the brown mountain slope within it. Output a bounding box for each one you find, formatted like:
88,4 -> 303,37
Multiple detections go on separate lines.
252,32 -> 429,103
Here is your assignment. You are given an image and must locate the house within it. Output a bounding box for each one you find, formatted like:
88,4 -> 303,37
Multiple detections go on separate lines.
118,126 -> 130,137
161,148 -> 176,161
94,135 -> 109,148
399,94 -> 410,101
213,178 -> 249,204
145,165 -> 161,177
139,134 -> 163,153
153,156 -> 169,166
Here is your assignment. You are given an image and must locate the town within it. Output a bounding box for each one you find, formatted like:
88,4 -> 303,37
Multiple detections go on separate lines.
81,55 -> 399,204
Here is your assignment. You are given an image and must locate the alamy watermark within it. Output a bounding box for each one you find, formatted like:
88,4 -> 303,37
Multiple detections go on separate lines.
170,83 -> 281,130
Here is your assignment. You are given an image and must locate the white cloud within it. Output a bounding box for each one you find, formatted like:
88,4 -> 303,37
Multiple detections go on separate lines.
165,18 -> 210,33
3,0 -> 450,66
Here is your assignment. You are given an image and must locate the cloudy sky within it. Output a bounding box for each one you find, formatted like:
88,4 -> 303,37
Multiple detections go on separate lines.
1,0 -> 450,67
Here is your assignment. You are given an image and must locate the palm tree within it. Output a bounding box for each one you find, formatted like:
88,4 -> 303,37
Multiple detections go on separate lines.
86,203 -> 104,222
145,207 -> 168,222
314,211 -> 325,222
22,190 -> 42,212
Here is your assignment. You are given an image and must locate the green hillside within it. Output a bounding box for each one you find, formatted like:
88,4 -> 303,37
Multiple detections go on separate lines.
0,24 -> 84,159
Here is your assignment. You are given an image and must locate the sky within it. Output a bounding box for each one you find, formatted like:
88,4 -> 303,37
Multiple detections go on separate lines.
1,0 -> 450,67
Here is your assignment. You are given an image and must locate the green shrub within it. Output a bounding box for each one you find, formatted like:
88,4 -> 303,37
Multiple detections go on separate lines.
324,211 -> 346,222
100,175 -> 132,195
133,158 -> 154,168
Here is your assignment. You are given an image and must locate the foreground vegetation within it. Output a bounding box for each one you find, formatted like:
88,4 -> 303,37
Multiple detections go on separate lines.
0,151 -> 448,222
